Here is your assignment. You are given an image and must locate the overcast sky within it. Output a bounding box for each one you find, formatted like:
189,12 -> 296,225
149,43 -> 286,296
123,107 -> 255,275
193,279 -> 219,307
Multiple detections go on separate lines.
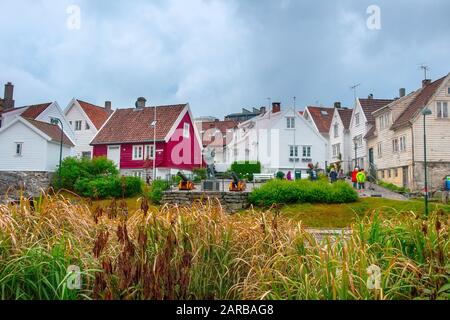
1,0 -> 449,118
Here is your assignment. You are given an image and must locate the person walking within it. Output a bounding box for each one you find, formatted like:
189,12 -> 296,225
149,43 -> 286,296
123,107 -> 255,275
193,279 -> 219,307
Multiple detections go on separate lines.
442,175 -> 450,205
357,169 -> 366,190
286,171 -> 292,181
338,169 -> 345,181
329,168 -> 338,183
351,167 -> 359,189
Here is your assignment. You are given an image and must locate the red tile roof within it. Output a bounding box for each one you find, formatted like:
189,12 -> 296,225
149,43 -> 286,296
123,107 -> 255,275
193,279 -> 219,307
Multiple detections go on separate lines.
77,100 -> 113,130
337,108 -> 353,129
391,76 -> 447,130
91,104 -> 187,145
359,98 -> 394,124
196,120 -> 238,147
305,106 -> 334,133
1,103 -> 52,118
22,118 -> 74,146
364,125 -> 376,139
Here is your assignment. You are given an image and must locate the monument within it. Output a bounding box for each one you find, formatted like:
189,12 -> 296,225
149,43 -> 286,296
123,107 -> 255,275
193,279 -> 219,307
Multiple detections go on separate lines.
202,147 -> 221,191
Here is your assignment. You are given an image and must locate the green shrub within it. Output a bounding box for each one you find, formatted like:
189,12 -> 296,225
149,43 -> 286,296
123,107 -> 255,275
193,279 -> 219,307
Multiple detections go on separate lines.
53,156 -> 118,190
379,181 -> 410,193
74,176 -> 142,199
148,180 -> 171,204
192,168 -> 207,183
276,171 -> 285,180
231,161 -> 261,182
249,180 -> 358,207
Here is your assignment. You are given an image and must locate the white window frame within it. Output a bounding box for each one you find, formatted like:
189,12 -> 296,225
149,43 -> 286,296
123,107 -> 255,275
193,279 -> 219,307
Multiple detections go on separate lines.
133,171 -> 143,179
85,122 -> 90,130
392,138 -> 399,153
377,142 -> 382,158
302,146 -> 311,157
183,123 -> 190,138
289,145 -> 299,158
437,101 -> 448,119
75,120 -> 82,131
355,113 -> 360,127
81,151 -> 92,159
132,145 -> 144,160
15,142 -> 23,157
286,117 -> 295,129
334,123 -> 339,138
399,136 -> 407,152
144,144 -> 155,159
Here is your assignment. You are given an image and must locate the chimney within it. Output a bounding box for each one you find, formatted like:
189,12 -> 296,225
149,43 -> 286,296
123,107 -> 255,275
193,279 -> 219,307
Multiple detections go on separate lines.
3,82 -> 15,110
260,106 -> 266,114
135,97 -> 147,109
368,94 -> 373,100
104,101 -> 112,112
272,102 -> 281,113
422,79 -> 431,88
334,102 -> 341,109
399,88 -> 406,98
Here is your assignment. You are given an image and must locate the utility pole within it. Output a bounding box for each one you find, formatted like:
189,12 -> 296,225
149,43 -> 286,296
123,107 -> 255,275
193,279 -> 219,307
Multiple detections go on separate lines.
293,96 -> 297,180
350,83 -> 361,107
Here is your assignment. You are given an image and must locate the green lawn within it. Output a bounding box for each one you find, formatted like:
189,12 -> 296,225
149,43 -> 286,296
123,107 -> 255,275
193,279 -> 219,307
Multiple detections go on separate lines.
258,198 -> 450,229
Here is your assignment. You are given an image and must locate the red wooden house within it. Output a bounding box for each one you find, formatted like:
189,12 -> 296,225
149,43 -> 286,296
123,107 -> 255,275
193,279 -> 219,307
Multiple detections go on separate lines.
90,98 -> 203,180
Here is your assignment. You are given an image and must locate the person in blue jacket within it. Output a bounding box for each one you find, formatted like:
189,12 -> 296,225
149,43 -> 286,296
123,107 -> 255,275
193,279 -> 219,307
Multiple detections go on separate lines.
442,175 -> 450,205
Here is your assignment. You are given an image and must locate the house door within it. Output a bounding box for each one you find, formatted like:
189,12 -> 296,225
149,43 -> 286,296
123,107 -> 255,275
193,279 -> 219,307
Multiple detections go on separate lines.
402,166 -> 409,188
107,145 -> 121,168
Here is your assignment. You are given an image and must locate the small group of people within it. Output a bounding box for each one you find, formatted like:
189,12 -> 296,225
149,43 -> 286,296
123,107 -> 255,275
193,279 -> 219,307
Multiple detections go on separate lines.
328,167 -> 345,183
442,175 -> 450,204
351,167 -> 366,190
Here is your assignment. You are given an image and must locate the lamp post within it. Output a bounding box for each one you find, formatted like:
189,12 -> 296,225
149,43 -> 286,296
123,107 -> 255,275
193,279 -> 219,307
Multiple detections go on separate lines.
50,118 -> 64,189
422,107 -> 432,217
353,137 -> 358,169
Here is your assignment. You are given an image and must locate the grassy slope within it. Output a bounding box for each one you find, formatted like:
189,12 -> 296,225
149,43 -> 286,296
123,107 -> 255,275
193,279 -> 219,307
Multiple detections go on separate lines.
259,198 -> 450,228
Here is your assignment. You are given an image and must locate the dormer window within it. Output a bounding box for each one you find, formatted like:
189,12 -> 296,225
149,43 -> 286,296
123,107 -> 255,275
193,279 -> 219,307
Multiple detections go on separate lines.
286,117 -> 295,129
437,101 -> 448,118
183,123 -> 190,138
334,123 -> 339,138
355,113 -> 360,126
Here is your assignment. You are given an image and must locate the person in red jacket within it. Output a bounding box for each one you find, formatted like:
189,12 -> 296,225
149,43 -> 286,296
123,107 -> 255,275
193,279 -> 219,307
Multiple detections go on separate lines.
351,167 -> 359,189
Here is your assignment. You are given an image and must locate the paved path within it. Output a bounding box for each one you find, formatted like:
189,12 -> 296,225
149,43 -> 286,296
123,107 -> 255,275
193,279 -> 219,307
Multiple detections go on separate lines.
347,180 -> 408,201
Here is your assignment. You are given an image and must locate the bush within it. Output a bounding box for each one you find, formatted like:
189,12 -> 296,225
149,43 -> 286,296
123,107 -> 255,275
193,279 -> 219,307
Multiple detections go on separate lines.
378,181 -> 410,193
148,180 -> 171,204
53,156 -> 118,190
192,168 -> 207,183
74,176 -> 143,199
249,180 -> 358,207
276,171 -> 285,180
231,161 -> 261,182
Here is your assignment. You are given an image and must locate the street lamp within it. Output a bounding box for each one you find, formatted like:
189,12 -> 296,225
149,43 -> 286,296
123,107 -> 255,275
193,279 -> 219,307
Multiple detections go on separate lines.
353,137 -> 358,169
422,107 -> 432,217
50,118 -> 64,189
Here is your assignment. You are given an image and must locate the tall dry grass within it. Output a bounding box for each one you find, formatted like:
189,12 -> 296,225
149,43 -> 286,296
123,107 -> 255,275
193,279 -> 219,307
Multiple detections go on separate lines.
0,194 -> 448,300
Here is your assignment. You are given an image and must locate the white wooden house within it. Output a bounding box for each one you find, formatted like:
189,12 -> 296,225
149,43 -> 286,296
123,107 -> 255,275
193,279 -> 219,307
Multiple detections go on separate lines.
227,103 -> 328,178
329,107 -> 354,173
64,99 -> 114,158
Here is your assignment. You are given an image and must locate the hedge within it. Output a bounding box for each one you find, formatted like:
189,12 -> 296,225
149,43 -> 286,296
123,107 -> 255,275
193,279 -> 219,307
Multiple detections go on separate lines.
147,180 -> 171,204
230,161 -> 261,182
74,176 -> 143,199
249,180 -> 358,207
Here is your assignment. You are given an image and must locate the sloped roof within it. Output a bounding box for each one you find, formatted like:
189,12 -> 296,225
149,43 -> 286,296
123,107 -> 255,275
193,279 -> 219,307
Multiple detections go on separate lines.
305,106 -> 334,133
1,103 -> 52,118
337,108 -> 353,129
359,98 -> 394,124
77,100 -> 113,130
91,104 -> 187,145
364,125 -> 376,140
196,120 -> 237,147
22,118 -> 74,146
391,76 -> 447,130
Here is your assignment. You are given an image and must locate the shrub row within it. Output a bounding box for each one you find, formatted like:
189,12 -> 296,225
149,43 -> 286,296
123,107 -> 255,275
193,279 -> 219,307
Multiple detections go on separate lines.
231,161 -> 261,182
249,180 -> 358,207
378,181 -> 410,193
147,180 -> 171,204
74,176 -> 143,199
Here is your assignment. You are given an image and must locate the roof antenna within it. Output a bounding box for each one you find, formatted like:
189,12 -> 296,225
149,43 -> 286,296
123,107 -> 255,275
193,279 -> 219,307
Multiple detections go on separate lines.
350,83 -> 361,106
419,64 -> 430,80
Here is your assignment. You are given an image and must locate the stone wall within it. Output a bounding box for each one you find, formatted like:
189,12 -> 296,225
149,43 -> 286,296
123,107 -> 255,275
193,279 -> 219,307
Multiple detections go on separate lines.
162,191 -> 250,213
413,162 -> 450,192
0,171 -> 54,200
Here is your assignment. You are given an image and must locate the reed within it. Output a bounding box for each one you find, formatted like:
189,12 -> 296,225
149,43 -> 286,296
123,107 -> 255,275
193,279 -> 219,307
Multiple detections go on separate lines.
0,194 -> 448,300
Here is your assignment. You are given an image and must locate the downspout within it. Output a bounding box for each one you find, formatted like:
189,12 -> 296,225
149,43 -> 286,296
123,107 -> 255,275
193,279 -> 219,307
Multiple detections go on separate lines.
410,122 -> 415,191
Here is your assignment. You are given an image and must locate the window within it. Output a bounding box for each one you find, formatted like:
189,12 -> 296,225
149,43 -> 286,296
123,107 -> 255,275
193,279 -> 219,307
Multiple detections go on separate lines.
355,135 -> 363,147
286,117 -> 295,129
332,144 -> 341,157
75,120 -> 82,131
289,145 -> 299,158
437,102 -> 448,118
377,142 -> 382,158
133,171 -> 143,179
0,117 -> 2,128
15,143 -> 23,156
302,146 -> 311,157
394,168 -> 399,177
81,151 -> 92,159
448,87 -> 450,95
69,121 -> 72,125
334,123 -> 339,138
392,138 -> 399,153
355,113 -> 360,126
85,122 -> 90,130
145,145 -> 155,159
399,136 -> 407,152
132,145 -> 144,160
388,169 -> 392,178
183,123 -> 190,138
379,112 -> 391,129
